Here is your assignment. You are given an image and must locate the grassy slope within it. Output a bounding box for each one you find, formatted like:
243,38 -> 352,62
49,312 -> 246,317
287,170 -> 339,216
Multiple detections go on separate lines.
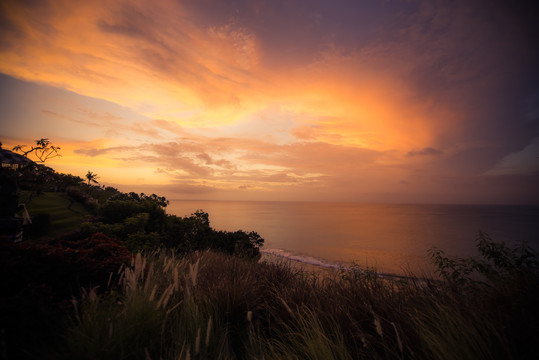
55,250 -> 538,360
22,191 -> 90,235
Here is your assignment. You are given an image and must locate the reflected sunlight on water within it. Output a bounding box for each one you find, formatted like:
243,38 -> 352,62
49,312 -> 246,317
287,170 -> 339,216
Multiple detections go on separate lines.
167,201 -> 539,275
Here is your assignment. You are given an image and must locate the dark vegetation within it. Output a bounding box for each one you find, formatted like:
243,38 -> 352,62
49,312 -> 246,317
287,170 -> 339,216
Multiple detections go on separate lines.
54,235 -> 538,360
11,138 -> 61,163
3,160 -> 263,258
0,154 -> 263,359
1,140 -> 538,359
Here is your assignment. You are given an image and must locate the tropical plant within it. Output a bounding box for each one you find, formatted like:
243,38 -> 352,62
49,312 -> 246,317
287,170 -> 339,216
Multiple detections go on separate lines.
85,171 -> 100,186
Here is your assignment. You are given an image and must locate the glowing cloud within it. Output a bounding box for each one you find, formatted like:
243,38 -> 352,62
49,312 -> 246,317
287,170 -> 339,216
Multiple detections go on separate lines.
0,0 -> 538,203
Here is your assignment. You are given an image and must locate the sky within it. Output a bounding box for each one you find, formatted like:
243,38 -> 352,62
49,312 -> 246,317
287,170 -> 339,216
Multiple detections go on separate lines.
1,0 -> 538,204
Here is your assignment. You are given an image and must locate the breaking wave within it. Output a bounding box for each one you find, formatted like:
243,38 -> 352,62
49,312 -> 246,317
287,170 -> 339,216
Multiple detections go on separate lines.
260,248 -> 423,281
260,248 -> 351,271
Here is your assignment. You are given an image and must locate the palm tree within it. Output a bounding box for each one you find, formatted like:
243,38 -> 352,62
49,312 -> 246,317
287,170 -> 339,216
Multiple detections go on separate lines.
86,171 -> 100,185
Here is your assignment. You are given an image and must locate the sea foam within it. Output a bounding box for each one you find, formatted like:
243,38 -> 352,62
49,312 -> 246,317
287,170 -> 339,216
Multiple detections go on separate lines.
260,248 -> 351,271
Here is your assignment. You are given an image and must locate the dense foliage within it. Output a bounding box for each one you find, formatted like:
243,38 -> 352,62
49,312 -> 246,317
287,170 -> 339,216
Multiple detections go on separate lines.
0,232 -> 131,358
73,196 -> 264,258
1,161 -> 264,359
5,162 -> 264,258
1,155 -> 537,359
53,237 -> 538,360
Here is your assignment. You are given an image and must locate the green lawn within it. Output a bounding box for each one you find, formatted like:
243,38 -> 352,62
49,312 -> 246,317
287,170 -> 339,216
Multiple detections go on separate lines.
21,191 -> 90,235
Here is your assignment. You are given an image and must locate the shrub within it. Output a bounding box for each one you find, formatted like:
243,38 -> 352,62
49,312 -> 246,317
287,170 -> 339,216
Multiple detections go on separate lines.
97,199 -> 166,232
429,231 -> 539,286
159,211 -> 264,258
0,233 -> 130,359
125,231 -> 160,253
66,187 -> 98,212
97,200 -> 145,224
428,231 -> 539,358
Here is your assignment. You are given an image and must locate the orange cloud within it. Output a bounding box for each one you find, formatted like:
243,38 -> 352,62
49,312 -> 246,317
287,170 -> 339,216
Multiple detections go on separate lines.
0,0 -> 446,155
1,0 -> 537,203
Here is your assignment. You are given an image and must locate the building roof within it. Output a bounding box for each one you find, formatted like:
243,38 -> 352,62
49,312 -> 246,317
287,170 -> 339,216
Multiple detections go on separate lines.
0,149 -> 35,166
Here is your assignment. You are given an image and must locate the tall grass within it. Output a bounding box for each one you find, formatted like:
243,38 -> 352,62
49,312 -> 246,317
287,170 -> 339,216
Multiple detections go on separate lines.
54,249 -> 537,359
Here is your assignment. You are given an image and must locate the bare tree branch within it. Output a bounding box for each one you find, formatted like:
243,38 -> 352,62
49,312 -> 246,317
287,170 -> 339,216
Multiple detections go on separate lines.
12,138 -> 61,163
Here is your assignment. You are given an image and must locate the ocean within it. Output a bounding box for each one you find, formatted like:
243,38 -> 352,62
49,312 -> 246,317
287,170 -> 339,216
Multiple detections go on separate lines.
166,201 -> 539,275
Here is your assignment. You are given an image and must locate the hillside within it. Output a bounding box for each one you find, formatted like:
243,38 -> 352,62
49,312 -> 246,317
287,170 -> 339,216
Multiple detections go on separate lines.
22,191 -> 90,236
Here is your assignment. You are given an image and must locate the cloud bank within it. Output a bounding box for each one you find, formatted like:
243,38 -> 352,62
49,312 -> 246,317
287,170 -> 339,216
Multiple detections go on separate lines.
1,0 -> 538,203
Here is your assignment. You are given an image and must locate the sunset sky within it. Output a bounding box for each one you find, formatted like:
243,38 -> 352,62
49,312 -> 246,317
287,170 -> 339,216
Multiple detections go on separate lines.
1,0 -> 538,204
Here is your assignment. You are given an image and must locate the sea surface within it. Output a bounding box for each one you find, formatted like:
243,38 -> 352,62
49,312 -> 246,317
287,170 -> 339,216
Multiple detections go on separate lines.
167,201 -> 539,276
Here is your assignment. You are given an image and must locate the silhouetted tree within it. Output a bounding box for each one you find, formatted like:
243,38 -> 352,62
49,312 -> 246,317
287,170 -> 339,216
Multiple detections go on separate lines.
86,171 -> 100,185
12,138 -> 61,162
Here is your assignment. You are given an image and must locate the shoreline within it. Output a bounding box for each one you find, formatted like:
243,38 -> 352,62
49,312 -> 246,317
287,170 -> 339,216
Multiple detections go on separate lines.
260,250 -> 430,282
259,252 -> 339,277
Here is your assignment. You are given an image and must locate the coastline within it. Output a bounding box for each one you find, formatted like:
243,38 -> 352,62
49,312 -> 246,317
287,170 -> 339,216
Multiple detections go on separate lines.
259,251 -> 340,277
260,250 -> 431,282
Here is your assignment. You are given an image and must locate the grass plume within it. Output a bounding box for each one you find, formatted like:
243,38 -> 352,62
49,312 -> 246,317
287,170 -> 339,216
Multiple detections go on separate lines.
52,242 -> 538,359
